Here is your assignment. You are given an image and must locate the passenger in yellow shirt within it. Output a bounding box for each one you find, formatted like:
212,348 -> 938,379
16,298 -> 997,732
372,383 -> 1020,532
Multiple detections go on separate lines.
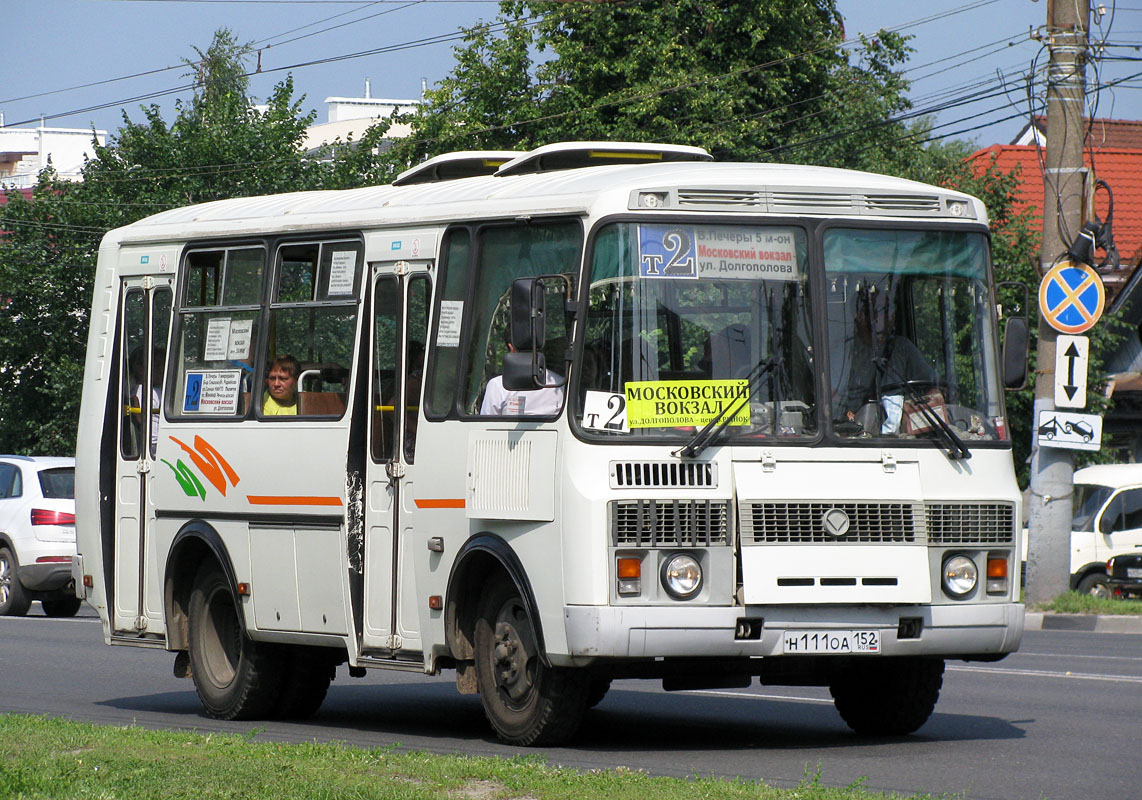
262,354 -> 300,416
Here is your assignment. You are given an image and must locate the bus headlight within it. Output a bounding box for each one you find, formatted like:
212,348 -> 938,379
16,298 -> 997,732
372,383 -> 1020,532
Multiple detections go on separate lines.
661,553 -> 702,600
942,555 -> 978,599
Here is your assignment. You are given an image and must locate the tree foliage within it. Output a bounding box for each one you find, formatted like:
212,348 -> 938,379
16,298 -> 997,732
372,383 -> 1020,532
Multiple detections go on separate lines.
383,1 -> 962,177
0,28 -> 363,454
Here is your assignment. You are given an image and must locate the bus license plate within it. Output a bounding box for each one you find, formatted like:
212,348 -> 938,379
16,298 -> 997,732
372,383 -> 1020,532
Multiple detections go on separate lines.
782,630 -> 880,654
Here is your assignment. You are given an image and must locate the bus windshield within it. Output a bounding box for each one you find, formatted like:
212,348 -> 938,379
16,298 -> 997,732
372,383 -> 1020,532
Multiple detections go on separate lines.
576,221 -> 816,441
824,228 -> 1004,443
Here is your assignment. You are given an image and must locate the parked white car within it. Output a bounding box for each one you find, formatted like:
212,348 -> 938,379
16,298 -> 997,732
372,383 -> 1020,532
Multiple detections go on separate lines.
0,455 -> 81,616
1068,463 -> 1142,596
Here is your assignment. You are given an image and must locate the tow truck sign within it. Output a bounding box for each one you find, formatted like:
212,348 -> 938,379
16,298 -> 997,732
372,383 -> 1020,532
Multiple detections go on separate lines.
1036,409 -> 1102,451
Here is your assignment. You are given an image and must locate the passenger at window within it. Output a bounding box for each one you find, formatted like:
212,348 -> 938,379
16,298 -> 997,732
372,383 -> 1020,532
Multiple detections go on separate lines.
480,340 -> 564,416
263,354 -> 300,416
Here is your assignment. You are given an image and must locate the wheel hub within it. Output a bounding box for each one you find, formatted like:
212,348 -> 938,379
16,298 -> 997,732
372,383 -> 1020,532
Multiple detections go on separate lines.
492,604 -> 536,704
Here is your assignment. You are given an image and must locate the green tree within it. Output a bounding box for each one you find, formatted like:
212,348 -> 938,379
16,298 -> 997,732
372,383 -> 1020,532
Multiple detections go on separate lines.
0,28 -> 339,454
384,2 -> 949,174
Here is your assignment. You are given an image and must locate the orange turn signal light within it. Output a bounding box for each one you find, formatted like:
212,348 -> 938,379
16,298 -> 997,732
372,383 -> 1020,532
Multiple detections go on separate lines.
986,557 -> 1008,579
617,558 -> 641,579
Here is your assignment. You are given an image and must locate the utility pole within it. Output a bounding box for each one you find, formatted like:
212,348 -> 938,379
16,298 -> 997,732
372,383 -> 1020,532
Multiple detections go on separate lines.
1026,0 -> 1091,603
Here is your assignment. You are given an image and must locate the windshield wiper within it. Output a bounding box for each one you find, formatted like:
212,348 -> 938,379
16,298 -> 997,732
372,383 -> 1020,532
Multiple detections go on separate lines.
874,357 -> 971,461
673,356 -> 781,459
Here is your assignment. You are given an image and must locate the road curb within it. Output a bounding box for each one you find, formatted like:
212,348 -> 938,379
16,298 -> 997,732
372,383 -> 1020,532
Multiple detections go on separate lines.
1025,611 -> 1142,634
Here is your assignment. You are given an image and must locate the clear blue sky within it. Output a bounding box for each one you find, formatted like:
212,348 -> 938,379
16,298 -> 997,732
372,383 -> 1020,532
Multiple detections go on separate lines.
3,0 -> 1141,150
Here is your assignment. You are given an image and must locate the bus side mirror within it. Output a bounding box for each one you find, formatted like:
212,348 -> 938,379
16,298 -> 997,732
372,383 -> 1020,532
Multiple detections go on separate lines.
510,277 -> 545,352
1002,316 -> 1029,390
502,350 -> 547,391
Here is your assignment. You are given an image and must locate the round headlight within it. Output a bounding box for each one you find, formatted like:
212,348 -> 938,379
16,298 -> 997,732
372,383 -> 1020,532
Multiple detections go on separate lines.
661,553 -> 702,599
942,555 -> 978,598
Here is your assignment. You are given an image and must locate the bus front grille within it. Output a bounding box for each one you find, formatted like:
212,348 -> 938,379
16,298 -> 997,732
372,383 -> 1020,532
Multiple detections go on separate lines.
741,502 -> 918,544
610,500 -> 730,547
610,460 -> 718,488
926,503 -> 1015,544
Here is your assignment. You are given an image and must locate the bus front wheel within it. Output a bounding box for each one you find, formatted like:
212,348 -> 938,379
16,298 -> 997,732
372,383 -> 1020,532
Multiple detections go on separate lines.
187,563 -> 282,720
473,578 -> 589,746
830,657 -> 944,736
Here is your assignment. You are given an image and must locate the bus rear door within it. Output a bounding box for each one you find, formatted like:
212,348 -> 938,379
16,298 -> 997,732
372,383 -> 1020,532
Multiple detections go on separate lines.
113,274 -> 173,634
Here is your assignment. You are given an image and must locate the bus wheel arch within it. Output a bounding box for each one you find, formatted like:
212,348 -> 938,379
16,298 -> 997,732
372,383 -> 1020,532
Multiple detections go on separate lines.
164,521 -> 242,653
445,534 -> 550,669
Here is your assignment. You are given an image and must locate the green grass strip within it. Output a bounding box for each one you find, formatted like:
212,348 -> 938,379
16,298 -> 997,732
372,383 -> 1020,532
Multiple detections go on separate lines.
0,714 -> 940,800
1034,590 -> 1142,615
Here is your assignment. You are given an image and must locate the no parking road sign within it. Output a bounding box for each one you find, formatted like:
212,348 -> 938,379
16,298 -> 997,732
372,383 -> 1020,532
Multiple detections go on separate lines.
1039,261 -> 1105,334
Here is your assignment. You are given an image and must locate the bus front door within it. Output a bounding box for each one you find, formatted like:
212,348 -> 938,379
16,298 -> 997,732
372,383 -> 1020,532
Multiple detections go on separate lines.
362,268 -> 431,654
113,277 -> 173,634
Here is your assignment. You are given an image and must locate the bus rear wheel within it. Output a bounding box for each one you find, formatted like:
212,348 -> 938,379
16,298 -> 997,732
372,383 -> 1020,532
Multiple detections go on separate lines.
830,657 -> 944,736
474,578 -> 589,746
187,563 -> 282,720
275,647 -> 335,719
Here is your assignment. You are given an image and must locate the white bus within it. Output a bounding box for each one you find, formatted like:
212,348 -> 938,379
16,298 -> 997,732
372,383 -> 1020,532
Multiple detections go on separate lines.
75,141 -> 1028,745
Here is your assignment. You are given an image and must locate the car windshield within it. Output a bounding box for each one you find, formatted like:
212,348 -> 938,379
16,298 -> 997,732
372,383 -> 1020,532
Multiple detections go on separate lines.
38,467 -> 75,499
1072,483 -> 1112,531
824,228 -> 1005,443
575,222 -> 815,441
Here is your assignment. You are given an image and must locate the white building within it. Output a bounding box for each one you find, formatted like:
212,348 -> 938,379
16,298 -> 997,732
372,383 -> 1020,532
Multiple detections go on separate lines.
0,121 -> 107,189
302,79 -> 420,152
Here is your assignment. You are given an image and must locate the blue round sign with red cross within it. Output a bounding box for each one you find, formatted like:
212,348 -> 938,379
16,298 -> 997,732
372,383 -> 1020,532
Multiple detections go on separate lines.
1038,261 -> 1105,334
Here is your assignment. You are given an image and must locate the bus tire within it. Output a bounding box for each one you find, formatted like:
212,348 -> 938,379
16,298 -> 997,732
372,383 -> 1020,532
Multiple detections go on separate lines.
187,563 -> 282,720
41,593 -> 82,617
830,657 -> 944,736
586,678 -> 612,708
474,578 -> 589,746
275,647 -> 334,719
0,547 -> 31,617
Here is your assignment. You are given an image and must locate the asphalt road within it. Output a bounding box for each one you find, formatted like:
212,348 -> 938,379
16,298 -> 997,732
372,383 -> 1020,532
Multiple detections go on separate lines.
2,604 -> 1140,800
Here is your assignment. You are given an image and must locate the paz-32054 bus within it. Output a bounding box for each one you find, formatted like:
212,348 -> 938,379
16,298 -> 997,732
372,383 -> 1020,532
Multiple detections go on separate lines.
75,142 -> 1027,745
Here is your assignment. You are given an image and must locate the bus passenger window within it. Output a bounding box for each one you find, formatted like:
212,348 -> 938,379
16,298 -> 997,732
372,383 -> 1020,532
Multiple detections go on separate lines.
172,247 -> 264,419
263,239 -> 361,419
426,229 -> 470,418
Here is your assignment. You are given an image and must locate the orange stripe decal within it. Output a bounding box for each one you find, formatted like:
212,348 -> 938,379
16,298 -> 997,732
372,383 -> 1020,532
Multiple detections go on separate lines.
246,495 -> 343,507
414,498 -> 466,509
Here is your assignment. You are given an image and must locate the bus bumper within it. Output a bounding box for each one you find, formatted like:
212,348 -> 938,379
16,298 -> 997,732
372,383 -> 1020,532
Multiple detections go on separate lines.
562,602 -> 1024,661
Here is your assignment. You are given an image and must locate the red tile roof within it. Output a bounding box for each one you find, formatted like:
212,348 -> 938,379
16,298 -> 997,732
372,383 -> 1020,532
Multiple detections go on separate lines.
0,187 -> 33,206
967,143 -> 1142,300
1020,116 -> 1142,149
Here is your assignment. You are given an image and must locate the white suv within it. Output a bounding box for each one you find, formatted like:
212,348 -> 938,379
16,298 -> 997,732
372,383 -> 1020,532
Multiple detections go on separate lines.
0,455 -> 81,616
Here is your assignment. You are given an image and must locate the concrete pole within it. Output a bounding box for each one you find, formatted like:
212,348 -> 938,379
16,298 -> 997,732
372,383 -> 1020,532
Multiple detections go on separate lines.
1026,0 -> 1091,603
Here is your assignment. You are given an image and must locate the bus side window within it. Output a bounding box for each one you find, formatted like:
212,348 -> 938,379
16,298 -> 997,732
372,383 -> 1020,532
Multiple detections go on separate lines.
462,221 -> 581,416
425,228 -> 470,418
172,247 -> 264,419
263,240 -> 360,419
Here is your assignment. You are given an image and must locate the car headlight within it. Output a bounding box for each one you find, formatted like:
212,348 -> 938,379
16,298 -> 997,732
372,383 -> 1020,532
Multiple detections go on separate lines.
942,555 -> 978,599
661,553 -> 702,600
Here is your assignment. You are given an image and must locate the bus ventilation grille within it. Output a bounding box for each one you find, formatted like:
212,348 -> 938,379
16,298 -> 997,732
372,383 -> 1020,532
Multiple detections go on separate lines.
741,502 -> 918,544
864,194 -> 942,213
610,500 -> 730,547
610,460 -> 718,489
925,503 -> 1015,544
